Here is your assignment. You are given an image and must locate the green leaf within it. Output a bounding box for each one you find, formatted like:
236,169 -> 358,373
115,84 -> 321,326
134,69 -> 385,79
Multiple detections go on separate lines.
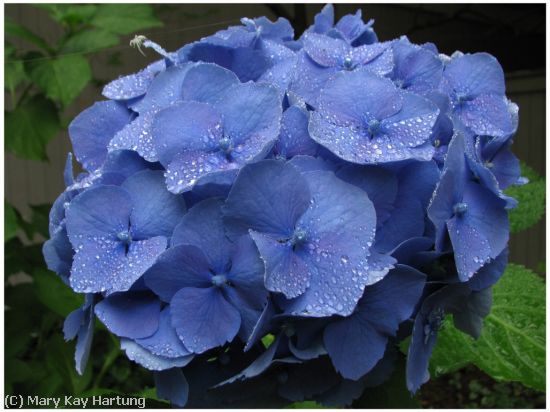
61,29 -> 120,53
33,269 -> 84,317
5,202 -> 18,242
91,4 -> 162,35
5,94 -> 60,160
5,59 -> 27,96
36,4 -> 98,27
5,238 -> 46,277
5,18 -> 53,53
430,264 -> 545,391
28,54 -> 91,107
505,164 -> 545,233
19,203 -> 51,239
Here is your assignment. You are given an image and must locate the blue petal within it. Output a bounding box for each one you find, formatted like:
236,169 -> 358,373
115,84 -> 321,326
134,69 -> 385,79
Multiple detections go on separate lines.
444,52 -> 505,97
121,170 -> 187,239
303,33 -> 350,67
144,245 -> 213,302
108,111 -> 159,162
273,105 -> 318,158
324,265 -> 425,379
170,287 -> 241,353
94,291 -> 160,339
223,160 -> 311,240
336,164 -> 398,227
215,82 -> 282,144
121,338 -> 193,371
288,155 -> 337,173
314,68 -> 402,126
64,306 -> 85,341
151,100 -> 222,166
74,304 -> 94,375
468,248 -> 508,291
130,64 -> 193,114
406,283 -> 471,393
69,101 -> 132,171
244,298 -> 276,351
154,368 -> 189,407
171,198 -> 232,273
188,43 -> 271,82
392,39 -> 443,93
283,171 -> 384,317
66,185 -> 131,245
43,227 -> 73,280
457,94 -> 513,137
249,230 -> 310,298
311,4 -> 334,34
289,52 -> 337,107
181,62 -> 239,104
136,307 -> 191,358
69,236 -> 167,294
165,150 -> 239,194
453,288 -> 492,339
102,59 -> 166,100
63,153 -> 75,186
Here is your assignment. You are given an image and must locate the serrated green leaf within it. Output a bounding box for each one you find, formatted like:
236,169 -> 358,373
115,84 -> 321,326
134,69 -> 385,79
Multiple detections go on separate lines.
61,29 -> 120,53
429,264 -> 545,391
5,59 -> 27,96
91,4 -> 162,35
5,94 -> 60,160
5,18 -> 53,53
33,269 -> 84,317
5,202 -> 18,242
506,180 -> 545,233
506,163 -> 545,233
28,54 -> 91,107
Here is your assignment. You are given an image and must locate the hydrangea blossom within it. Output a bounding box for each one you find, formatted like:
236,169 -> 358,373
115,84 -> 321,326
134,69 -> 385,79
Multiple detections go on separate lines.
44,4 -> 522,407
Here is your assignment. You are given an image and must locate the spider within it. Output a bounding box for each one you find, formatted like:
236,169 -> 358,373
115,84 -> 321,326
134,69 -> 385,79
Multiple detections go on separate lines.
129,35 -> 148,56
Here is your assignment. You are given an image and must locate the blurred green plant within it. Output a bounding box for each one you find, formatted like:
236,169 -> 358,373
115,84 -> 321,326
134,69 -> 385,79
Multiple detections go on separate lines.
4,4 -> 163,405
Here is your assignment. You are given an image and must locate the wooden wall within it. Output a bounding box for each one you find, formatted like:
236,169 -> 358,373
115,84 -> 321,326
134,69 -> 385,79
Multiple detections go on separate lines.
4,4 -> 545,271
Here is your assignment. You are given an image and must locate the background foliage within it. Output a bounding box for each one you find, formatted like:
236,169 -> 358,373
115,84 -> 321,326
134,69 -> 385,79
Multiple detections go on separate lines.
4,4 -> 546,408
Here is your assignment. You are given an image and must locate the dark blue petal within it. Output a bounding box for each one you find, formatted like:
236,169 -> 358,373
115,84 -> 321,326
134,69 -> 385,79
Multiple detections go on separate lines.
94,291 -> 161,339
63,153 -> 74,186
43,227 -> 73,281
171,198 -> 232,273
336,164 -> 398,227
223,160 -> 311,240
453,288 -> 492,338
154,368 -> 189,407
69,101 -> 132,171
171,287 -> 241,353
122,170 -> 186,239
136,307 -> 191,358
324,265 -> 425,379
144,245 -> 212,302
273,105 -> 318,158
121,338 -> 193,371
468,248 -> 508,291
